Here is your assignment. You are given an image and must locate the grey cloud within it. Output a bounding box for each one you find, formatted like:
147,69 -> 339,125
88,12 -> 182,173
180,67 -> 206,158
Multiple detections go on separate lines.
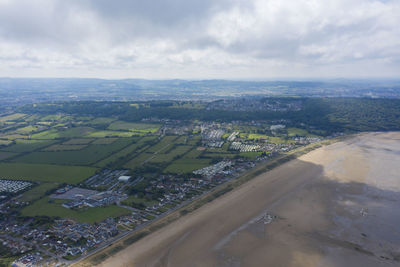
0,0 -> 399,78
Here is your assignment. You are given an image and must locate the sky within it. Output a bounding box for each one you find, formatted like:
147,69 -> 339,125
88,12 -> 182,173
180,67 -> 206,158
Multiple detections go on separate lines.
0,0 -> 399,79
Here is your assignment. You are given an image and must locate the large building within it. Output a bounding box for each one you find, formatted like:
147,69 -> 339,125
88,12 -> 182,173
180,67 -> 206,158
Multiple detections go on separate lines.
118,176 -> 131,182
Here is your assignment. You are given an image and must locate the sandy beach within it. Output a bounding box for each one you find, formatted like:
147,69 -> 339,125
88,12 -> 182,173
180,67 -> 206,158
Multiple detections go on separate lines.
97,132 -> 400,267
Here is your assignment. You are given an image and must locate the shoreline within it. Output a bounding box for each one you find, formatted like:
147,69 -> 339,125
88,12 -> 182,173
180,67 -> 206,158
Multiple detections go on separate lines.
72,135 -> 348,267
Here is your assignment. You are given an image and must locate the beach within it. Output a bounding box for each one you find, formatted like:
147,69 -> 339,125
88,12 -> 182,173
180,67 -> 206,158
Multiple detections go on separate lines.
97,132 -> 400,267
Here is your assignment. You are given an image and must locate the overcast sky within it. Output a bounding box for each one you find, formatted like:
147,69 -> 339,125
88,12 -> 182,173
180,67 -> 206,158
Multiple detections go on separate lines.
0,0 -> 399,79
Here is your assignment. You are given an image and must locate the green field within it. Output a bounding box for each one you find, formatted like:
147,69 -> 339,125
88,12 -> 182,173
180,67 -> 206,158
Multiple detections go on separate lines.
0,140 -> 12,146
15,125 -> 38,134
149,145 -> 192,163
21,197 -> 130,223
91,138 -> 118,145
268,136 -> 295,144
30,127 -> 96,140
124,152 -> 151,169
247,133 -> 268,140
87,130 -> 137,138
94,137 -> 140,167
30,129 -> 60,139
89,117 -> 116,125
164,158 -> 212,173
287,127 -> 309,137
19,182 -> 59,202
1,139 -> 56,153
0,134 -> 28,140
122,196 -> 158,208
12,139 -> 132,165
63,138 -> 94,145
108,121 -> 160,133
0,163 -> 96,184
0,151 -> 18,160
146,136 -> 176,153
43,144 -> 88,151
0,113 -> 26,122
185,148 -> 204,158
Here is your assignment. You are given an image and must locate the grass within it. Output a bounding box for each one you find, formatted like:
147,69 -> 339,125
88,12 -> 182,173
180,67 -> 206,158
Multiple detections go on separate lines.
240,151 -> 262,160
89,117 -> 117,125
185,148 -> 203,158
149,145 -> 192,163
21,197 -> 131,224
0,113 -> 26,122
247,133 -> 268,140
91,138 -> 118,145
19,182 -> 58,202
15,125 -> 38,134
268,136 -> 295,144
1,139 -> 56,153
0,163 -> 97,184
59,127 -> 96,138
0,134 -> 28,140
31,127 -> 96,140
174,136 -> 188,144
287,127 -> 309,137
63,138 -> 95,145
122,196 -> 158,208
124,153 -> 151,169
95,139 -> 141,168
31,129 -> 60,139
43,144 -> 88,151
0,140 -> 13,146
87,130 -> 137,138
146,136 -> 176,153
108,121 -> 160,133
164,158 -> 212,173
40,115 -> 74,123
0,151 -> 18,160
12,139 -> 132,166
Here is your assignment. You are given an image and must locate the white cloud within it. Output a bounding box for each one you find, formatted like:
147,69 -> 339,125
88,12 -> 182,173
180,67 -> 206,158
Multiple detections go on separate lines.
0,0 -> 399,78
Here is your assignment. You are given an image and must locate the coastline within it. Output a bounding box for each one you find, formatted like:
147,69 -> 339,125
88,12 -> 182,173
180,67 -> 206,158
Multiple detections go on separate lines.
72,135 -> 348,267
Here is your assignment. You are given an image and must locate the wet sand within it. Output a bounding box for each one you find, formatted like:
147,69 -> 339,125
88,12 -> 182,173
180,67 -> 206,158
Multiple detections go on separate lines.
98,132 -> 400,267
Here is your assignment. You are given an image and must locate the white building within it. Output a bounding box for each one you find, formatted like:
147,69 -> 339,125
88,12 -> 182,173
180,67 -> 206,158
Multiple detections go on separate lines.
118,176 -> 131,182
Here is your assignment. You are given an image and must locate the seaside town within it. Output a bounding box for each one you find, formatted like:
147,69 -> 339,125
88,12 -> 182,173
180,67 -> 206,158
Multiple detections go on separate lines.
0,111 -> 332,266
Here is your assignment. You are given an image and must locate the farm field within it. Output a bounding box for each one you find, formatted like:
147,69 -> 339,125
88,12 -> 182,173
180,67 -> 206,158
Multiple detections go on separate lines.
149,145 -> 192,163
43,144 -> 88,151
87,130 -> 137,138
1,139 -> 56,153
0,113 -> 26,122
92,138 -> 118,145
19,182 -> 59,202
0,151 -> 18,160
95,138 -> 142,168
108,121 -> 160,133
165,158 -> 212,173
63,138 -> 94,145
12,138 -> 132,165
0,163 -> 96,184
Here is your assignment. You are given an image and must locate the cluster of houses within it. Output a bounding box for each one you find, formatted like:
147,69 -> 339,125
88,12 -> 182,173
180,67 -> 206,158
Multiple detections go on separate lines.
230,142 -> 261,152
0,179 -> 32,194
11,252 -> 44,267
193,161 -> 233,178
